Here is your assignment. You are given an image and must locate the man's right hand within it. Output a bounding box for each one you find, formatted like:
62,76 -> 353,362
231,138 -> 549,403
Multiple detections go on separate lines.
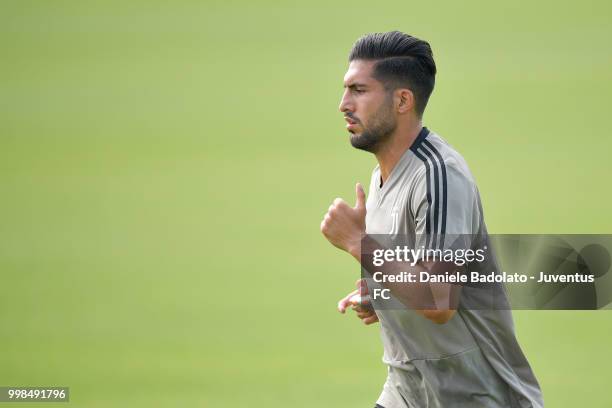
337,279 -> 379,325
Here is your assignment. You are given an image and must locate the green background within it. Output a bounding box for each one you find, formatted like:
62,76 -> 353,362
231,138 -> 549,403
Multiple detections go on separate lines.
1,0 -> 611,406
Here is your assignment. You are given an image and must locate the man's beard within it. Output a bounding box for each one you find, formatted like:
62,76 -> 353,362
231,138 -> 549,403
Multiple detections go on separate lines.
349,98 -> 397,153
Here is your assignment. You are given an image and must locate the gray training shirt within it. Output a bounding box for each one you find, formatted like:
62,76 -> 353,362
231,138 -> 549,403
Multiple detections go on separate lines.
365,127 -> 544,408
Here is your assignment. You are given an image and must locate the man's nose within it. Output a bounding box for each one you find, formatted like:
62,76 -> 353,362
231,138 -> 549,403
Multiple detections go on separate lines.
338,89 -> 353,113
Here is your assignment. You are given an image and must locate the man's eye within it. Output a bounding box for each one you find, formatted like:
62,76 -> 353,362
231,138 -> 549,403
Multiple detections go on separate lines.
354,89 -> 365,94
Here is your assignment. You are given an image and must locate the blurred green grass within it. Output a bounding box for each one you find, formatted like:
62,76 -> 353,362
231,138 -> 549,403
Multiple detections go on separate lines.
1,0 -> 611,406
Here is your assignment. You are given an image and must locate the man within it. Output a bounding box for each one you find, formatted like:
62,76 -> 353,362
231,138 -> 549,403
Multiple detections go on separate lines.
320,32 -> 543,408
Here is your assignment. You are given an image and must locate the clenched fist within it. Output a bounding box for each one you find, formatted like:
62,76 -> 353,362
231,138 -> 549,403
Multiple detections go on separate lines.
320,183 -> 367,258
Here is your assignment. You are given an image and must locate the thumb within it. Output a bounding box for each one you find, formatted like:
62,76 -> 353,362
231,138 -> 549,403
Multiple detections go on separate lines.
355,183 -> 366,210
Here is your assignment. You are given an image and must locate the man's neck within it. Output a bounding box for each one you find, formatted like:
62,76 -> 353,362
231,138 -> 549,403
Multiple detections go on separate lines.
375,121 -> 423,185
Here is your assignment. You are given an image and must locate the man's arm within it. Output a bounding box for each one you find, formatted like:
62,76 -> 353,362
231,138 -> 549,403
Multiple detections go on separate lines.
321,183 -> 459,324
357,234 -> 460,324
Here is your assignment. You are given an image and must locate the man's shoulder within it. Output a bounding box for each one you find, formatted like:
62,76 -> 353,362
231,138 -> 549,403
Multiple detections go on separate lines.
413,130 -> 477,186
402,130 -> 481,218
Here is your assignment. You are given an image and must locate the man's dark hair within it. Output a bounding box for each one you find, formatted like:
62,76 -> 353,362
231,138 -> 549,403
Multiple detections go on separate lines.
349,31 -> 436,117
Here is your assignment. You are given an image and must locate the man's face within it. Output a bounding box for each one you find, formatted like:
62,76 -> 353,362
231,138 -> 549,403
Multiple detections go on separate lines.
339,60 -> 397,153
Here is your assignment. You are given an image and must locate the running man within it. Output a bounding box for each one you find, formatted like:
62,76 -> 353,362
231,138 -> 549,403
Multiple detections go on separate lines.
320,31 -> 543,408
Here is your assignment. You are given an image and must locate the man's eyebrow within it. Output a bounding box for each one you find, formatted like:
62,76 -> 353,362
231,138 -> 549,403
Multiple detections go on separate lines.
344,82 -> 368,89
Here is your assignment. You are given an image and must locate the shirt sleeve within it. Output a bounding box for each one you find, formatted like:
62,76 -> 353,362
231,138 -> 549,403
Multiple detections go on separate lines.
410,161 -> 482,252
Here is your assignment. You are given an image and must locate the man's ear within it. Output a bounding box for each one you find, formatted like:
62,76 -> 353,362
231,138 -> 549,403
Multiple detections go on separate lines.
396,88 -> 415,114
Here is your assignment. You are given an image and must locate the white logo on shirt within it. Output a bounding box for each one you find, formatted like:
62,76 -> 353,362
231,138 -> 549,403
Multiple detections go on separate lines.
390,207 -> 399,234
